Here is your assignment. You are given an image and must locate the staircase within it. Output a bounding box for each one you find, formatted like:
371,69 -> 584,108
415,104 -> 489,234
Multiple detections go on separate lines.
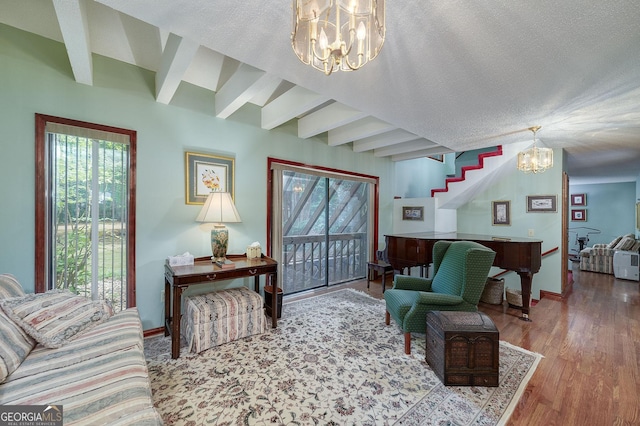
427,141 -> 533,231
431,147 -> 504,198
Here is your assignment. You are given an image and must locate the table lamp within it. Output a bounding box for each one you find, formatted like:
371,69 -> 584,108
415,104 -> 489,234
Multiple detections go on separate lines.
196,192 -> 241,262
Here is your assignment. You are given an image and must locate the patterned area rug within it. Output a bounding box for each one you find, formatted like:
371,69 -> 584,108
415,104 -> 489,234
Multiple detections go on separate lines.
145,289 -> 542,425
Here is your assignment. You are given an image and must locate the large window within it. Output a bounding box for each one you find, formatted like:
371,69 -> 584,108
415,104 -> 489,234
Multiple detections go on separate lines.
35,115 -> 136,310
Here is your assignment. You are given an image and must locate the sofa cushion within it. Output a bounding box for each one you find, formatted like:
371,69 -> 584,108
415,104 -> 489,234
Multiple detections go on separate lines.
607,236 -> 623,249
0,344 -> 162,425
613,237 -> 636,251
0,274 -> 35,383
7,308 -> 144,381
0,310 -> 36,383
0,290 -> 113,349
0,274 -> 26,299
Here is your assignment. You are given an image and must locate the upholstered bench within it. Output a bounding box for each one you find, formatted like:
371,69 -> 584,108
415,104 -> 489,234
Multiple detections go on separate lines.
182,286 -> 267,353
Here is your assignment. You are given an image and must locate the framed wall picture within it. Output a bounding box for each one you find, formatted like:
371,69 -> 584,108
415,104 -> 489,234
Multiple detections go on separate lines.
526,195 -> 557,213
402,206 -> 424,221
571,209 -> 587,221
185,152 -> 235,204
492,200 -> 511,226
571,193 -> 587,206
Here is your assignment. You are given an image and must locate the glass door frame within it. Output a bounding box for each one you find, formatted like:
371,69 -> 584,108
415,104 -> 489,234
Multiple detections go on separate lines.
266,158 -> 380,293
34,114 -> 137,306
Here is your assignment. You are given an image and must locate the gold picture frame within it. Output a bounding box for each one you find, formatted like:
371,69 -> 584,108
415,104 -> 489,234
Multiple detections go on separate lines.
185,152 -> 235,205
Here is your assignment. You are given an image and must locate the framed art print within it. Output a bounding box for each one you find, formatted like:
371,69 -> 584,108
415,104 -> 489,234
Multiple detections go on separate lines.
402,206 -> 424,221
526,195 -> 557,213
492,200 -> 511,226
185,152 -> 235,204
571,193 -> 587,206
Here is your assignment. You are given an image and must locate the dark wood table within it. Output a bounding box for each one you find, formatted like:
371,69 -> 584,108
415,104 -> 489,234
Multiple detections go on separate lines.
164,254 -> 278,359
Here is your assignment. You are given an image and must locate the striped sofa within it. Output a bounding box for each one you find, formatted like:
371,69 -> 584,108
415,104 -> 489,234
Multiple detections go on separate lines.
0,274 -> 162,425
579,234 -> 640,274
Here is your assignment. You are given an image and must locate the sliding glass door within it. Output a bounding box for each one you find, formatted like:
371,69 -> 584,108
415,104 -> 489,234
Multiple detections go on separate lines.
279,169 -> 372,294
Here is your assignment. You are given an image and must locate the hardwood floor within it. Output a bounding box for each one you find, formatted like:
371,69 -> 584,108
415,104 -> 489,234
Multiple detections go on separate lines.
285,264 -> 640,425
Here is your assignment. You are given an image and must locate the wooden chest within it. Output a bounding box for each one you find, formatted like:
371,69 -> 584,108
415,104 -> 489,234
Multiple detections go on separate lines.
426,311 -> 499,387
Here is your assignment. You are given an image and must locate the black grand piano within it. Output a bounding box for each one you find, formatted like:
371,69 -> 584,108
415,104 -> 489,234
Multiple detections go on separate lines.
385,232 -> 542,321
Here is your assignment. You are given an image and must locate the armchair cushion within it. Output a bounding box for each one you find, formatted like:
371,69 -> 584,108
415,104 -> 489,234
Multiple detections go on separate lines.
417,292 -> 464,306
393,275 -> 433,292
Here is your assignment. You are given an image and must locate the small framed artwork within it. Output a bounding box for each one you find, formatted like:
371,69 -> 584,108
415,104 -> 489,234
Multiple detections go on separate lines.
492,201 -> 511,226
571,193 -> 587,206
571,209 -> 587,221
185,152 -> 235,204
526,195 -> 557,213
402,206 -> 424,221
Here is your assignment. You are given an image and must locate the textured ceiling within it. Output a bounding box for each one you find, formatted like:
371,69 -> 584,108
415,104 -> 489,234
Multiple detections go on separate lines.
2,0 -> 639,184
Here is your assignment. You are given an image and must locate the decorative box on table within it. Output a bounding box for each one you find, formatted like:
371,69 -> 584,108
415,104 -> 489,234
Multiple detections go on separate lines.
426,311 -> 499,387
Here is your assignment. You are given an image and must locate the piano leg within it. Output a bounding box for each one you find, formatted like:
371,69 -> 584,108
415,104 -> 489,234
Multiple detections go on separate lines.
516,271 -> 533,321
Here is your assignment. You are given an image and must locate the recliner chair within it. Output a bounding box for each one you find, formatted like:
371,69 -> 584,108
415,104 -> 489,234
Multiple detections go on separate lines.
384,240 -> 496,354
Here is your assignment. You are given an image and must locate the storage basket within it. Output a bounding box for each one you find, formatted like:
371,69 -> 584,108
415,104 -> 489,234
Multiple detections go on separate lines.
505,287 -> 523,308
480,277 -> 504,305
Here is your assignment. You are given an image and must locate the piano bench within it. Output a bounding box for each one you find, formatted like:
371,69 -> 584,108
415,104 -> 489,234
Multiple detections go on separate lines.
367,261 -> 393,292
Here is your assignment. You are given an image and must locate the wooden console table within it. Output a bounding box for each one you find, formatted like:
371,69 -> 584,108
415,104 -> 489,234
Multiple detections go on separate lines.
164,254 -> 278,359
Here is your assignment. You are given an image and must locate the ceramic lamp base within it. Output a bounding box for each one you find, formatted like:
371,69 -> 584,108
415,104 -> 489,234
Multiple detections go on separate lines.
210,225 -> 229,262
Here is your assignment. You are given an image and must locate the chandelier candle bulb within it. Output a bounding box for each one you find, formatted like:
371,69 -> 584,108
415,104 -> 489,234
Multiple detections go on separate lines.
517,126 -> 553,174
292,0 -> 385,75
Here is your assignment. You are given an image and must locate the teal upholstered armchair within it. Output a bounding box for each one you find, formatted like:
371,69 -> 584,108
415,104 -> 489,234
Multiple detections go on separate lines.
384,240 -> 496,354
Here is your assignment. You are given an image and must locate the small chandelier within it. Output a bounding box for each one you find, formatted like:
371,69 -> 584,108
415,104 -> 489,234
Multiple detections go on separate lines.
517,126 -> 553,174
291,0 -> 385,75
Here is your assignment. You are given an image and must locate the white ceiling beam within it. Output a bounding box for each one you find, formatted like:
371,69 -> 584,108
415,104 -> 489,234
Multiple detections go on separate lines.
374,139 -> 439,157
261,86 -> 329,130
52,0 -> 93,86
249,78 -> 285,107
215,63 -> 281,119
391,147 -> 454,162
298,102 -> 368,139
352,129 -> 419,152
328,117 -> 396,147
182,46 -> 227,93
155,33 -> 199,104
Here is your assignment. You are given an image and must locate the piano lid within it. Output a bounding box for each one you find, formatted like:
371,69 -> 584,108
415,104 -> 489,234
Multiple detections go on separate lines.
385,231 -> 542,244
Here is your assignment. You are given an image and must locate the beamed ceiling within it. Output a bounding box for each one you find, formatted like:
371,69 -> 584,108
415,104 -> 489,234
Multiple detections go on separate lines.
2,0 -> 640,184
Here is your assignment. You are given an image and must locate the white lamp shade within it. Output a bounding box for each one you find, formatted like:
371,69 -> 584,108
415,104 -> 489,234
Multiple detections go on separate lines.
196,192 -> 242,224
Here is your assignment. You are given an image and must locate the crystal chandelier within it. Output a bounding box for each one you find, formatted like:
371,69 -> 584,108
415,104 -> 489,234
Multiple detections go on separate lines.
517,126 -> 553,174
291,0 -> 385,75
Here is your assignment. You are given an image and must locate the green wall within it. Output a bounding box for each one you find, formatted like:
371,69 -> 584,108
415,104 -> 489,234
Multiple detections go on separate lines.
0,24 -> 395,330
0,22 -> 573,329
456,150 -> 565,299
394,152 -> 455,198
